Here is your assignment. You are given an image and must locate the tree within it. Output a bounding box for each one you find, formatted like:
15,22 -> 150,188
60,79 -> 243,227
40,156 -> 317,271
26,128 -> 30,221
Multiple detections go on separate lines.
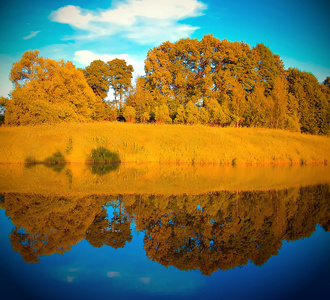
254,43 -> 284,94
199,107 -> 209,124
174,104 -> 186,124
206,98 -> 229,126
123,105 -> 136,123
84,60 -> 111,100
108,59 -> 134,110
287,68 -> 329,134
5,50 -> 104,125
125,76 -> 154,122
185,101 -> 200,124
270,76 -> 288,129
154,104 -> 172,124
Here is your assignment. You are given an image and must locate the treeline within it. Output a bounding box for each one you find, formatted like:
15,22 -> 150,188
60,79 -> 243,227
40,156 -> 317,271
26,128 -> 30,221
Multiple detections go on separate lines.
1,35 -> 329,135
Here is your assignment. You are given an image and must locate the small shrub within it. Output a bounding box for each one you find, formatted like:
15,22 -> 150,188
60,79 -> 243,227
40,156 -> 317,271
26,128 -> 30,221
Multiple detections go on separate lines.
45,151 -> 66,164
25,156 -> 37,164
89,147 -> 120,163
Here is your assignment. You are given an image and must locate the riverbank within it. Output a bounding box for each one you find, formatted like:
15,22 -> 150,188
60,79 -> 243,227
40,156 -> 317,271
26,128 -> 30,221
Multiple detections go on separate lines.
0,122 -> 329,164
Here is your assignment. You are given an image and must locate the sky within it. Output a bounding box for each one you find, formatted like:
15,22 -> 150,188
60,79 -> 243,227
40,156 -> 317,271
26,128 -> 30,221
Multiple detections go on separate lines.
0,0 -> 329,98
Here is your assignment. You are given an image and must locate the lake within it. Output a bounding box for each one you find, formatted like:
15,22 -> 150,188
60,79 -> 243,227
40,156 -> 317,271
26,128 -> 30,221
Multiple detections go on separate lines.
0,163 -> 329,300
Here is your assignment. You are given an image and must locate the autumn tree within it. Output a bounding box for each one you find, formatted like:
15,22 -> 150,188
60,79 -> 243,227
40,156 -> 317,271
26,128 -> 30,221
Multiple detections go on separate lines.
108,59 -> 134,110
5,50 -> 105,125
126,35 -> 329,134
185,101 -> 200,124
174,104 -> 186,124
123,105 -> 136,123
154,104 -> 172,124
270,76 -> 288,129
125,76 -> 154,122
287,68 -> 329,134
84,60 -> 111,100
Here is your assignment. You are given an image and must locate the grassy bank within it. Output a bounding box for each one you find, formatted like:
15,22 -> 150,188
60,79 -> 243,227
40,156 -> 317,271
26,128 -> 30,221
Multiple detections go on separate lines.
0,122 -> 329,164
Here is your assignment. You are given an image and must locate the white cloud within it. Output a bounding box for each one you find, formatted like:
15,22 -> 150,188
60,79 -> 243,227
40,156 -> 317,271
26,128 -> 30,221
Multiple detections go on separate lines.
74,50 -> 145,79
23,30 -> 40,40
50,0 -> 207,44
50,5 -> 93,28
0,54 -> 14,97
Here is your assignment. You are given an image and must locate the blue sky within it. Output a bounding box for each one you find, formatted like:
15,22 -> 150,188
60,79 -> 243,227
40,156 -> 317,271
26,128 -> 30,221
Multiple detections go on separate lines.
0,0 -> 329,97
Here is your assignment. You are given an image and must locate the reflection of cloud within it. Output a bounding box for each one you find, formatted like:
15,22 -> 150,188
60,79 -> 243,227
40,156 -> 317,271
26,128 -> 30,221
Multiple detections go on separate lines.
66,276 -> 74,283
107,271 -> 121,278
23,30 -> 40,40
50,0 -> 207,44
69,268 -> 79,272
139,277 -> 151,284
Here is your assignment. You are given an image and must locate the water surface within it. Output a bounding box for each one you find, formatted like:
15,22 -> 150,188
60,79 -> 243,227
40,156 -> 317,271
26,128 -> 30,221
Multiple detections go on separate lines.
0,164 -> 329,300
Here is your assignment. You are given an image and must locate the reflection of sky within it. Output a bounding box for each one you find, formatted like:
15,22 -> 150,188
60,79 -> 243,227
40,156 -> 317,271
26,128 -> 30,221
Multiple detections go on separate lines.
0,209 -> 329,300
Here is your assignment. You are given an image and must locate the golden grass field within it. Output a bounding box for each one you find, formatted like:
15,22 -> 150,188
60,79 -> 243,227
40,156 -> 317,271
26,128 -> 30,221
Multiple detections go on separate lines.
0,122 -> 329,164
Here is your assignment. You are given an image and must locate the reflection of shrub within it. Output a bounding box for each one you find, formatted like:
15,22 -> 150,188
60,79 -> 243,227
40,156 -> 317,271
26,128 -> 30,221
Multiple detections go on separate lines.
44,151 -> 66,173
89,147 -> 120,163
25,156 -> 37,168
89,162 -> 120,176
44,163 -> 65,173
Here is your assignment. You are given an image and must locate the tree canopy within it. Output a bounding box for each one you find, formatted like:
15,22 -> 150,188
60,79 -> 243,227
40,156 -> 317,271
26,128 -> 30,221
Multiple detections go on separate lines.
2,35 -> 329,135
5,50 -> 107,125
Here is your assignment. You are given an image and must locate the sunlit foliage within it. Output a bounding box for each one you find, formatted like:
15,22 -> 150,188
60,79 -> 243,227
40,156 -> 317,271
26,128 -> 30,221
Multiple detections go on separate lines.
5,51 -> 106,125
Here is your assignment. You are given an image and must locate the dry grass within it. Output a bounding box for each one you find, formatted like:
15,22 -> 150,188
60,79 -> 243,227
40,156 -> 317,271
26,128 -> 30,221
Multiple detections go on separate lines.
0,122 -> 329,164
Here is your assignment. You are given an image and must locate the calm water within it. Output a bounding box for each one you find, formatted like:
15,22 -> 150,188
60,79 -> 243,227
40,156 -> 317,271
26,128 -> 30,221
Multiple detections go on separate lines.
0,164 -> 329,300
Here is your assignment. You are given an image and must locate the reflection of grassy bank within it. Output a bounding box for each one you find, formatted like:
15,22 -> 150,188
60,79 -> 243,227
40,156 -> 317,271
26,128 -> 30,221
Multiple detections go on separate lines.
0,122 -> 329,164
0,163 -> 329,195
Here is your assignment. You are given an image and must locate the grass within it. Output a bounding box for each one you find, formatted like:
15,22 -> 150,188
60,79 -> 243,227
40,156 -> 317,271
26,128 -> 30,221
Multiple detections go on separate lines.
0,122 -> 329,164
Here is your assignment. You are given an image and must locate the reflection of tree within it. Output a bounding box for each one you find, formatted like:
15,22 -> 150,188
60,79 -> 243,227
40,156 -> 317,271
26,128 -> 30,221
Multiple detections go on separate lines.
86,199 -> 132,249
2,193 -> 106,262
0,185 -> 329,271
1,193 -> 133,263
123,185 -> 330,275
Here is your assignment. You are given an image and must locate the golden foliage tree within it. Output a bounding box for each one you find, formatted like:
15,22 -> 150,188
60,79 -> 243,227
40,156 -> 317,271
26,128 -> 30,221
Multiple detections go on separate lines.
5,50 -> 105,125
